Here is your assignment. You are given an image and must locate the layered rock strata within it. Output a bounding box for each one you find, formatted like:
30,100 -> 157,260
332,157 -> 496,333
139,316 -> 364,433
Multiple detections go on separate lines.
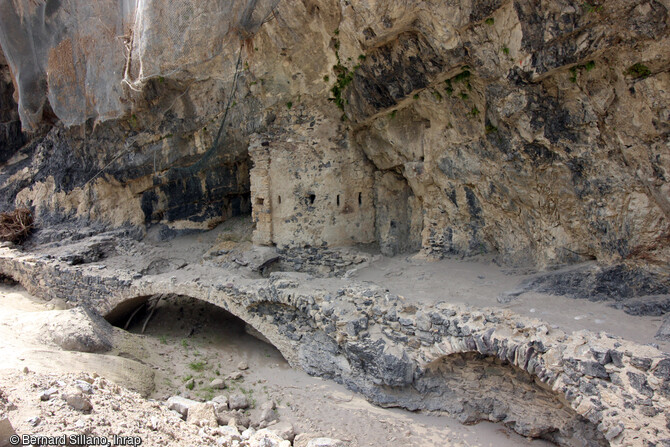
0,0 -> 667,271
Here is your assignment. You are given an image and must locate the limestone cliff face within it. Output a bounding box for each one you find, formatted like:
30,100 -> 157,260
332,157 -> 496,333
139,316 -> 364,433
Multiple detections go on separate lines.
0,0 -> 668,272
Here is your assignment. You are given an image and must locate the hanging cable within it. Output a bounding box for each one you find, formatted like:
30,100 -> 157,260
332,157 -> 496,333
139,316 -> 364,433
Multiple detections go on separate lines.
164,42 -> 245,181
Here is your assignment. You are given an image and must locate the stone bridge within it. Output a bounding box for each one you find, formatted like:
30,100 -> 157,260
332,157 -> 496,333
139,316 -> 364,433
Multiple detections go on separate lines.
1,246 -> 669,447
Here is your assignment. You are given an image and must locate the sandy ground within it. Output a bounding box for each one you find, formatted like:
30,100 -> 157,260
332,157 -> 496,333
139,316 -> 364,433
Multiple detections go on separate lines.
0,284 -> 551,447
354,255 -> 669,352
136,217 -> 667,352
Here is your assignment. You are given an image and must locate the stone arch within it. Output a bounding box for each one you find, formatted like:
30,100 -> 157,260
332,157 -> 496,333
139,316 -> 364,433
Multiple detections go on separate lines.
410,352 -> 609,446
102,291 -> 301,367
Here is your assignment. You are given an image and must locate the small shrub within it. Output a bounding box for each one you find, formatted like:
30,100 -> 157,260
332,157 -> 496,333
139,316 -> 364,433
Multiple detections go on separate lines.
413,93 -> 419,100
0,208 -> 33,243
485,18 -> 494,25
570,61 -> 596,83
502,46 -> 510,55
460,92 -> 469,100
452,69 -> 471,83
199,387 -> 215,401
626,63 -> 651,79
445,79 -> 454,96
189,361 -> 206,372
485,124 -> 498,134
569,67 -> 578,83
286,101 -> 292,109
582,2 -> 603,13
470,106 -> 480,117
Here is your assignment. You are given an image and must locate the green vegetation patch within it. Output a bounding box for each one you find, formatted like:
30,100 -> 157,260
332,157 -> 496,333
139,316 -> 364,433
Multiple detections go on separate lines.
189,361 -> 206,372
444,67 -> 473,99
582,2 -> 603,13
569,61 -> 596,83
626,63 -> 651,79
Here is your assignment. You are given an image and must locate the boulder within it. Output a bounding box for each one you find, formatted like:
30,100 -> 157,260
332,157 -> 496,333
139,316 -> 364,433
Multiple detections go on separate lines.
251,401 -> 278,428
64,393 -> 92,412
186,403 -> 217,428
216,409 -> 250,429
266,421 -> 295,442
228,393 -> 250,410
210,378 -> 226,389
247,429 -> 291,447
38,308 -> 114,353
210,394 -> 229,411
167,396 -> 199,418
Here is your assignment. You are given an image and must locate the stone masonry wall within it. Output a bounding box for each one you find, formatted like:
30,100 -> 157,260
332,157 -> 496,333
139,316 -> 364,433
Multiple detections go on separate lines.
250,117 -> 376,249
1,245 -> 669,446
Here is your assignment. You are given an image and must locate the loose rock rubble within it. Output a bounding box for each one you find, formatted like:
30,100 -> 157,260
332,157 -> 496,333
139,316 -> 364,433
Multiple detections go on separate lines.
0,370 -> 345,447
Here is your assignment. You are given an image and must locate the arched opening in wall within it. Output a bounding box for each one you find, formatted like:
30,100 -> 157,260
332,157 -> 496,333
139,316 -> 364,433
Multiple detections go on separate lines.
0,273 -> 19,286
277,195 -> 281,204
410,352 -> 609,447
336,194 -> 340,206
308,194 -> 316,205
358,192 -> 362,206
104,294 -> 288,399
